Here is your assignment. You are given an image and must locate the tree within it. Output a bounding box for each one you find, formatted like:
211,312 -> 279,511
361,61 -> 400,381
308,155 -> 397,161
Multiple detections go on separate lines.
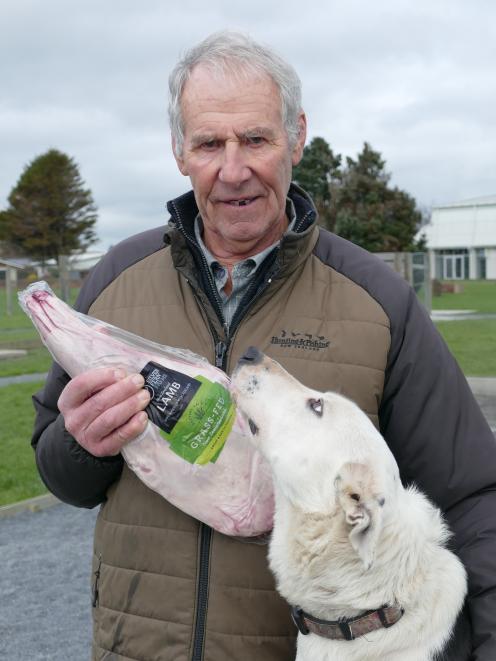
0,149 -> 98,265
335,143 -> 423,252
293,138 -> 425,253
292,137 -> 341,232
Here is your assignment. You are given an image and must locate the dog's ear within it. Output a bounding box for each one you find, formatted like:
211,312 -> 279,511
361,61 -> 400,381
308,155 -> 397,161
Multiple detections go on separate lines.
335,462 -> 384,570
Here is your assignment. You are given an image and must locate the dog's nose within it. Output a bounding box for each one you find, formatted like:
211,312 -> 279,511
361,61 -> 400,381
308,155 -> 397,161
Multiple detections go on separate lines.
238,346 -> 263,365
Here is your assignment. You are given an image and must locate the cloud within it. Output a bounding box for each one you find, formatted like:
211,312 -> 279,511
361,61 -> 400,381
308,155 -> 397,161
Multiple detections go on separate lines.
1,0 -> 495,248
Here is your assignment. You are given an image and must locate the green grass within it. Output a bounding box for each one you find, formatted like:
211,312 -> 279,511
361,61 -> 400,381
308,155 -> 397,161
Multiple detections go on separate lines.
0,381 -> 47,506
0,347 -> 52,377
0,282 -> 79,377
432,280 -> 496,313
431,280 -> 496,376
435,319 -> 496,377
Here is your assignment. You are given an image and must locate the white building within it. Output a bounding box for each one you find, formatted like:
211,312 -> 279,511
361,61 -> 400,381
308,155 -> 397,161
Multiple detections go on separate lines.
422,195 -> 496,280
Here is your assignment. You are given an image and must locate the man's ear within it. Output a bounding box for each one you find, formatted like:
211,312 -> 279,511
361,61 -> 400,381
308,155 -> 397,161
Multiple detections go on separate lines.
335,462 -> 384,570
172,136 -> 188,176
291,112 -> 307,166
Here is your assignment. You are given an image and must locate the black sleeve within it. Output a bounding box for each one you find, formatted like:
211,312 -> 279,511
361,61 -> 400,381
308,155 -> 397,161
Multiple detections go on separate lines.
380,287 -> 496,659
31,361 -> 123,508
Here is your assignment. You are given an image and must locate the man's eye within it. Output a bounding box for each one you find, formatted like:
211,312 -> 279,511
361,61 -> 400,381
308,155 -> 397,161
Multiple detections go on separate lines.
308,398 -> 324,417
200,140 -> 220,150
246,136 -> 265,146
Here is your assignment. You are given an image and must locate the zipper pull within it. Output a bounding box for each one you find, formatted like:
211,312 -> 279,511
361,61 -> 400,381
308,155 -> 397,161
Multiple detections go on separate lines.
92,555 -> 102,607
215,341 -> 227,369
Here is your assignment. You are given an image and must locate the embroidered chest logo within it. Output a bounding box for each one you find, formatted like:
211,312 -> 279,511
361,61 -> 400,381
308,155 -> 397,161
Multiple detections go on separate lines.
270,330 -> 331,351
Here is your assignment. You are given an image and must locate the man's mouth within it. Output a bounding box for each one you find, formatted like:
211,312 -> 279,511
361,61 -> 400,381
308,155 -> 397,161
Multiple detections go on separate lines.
224,197 -> 258,207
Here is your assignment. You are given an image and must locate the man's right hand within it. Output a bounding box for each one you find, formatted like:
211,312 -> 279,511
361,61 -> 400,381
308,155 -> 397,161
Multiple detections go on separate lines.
57,368 -> 150,457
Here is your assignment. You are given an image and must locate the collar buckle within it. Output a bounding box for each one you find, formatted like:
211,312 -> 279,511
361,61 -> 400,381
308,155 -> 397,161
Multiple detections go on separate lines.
339,621 -> 355,641
291,606 -> 310,635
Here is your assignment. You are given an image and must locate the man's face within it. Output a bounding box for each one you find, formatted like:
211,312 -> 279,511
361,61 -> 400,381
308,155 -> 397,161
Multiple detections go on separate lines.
173,65 -> 306,256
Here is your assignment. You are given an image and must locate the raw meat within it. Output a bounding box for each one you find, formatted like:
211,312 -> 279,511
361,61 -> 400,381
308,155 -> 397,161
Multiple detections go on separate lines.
19,281 -> 274,536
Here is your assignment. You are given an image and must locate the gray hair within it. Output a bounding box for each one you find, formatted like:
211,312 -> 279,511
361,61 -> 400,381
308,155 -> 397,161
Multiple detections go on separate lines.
168,31 -> 303,156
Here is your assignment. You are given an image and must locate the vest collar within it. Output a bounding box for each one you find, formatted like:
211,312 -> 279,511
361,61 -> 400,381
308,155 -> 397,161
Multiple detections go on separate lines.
164,183 -> 318,280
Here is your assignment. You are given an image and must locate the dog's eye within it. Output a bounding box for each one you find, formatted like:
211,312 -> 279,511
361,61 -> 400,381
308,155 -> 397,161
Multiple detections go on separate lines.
308,398 -> 323,417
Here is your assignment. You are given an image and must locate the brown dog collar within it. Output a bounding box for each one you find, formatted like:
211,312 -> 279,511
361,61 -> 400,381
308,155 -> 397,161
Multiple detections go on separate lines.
291,604 -> 404,641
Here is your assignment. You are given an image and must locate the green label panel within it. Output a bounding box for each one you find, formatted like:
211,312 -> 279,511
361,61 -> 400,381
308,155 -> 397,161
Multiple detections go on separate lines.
159,375 -> 235,464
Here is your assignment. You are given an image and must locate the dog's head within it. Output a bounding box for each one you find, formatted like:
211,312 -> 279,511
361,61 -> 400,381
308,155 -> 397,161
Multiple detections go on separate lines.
232,348 -> 400,568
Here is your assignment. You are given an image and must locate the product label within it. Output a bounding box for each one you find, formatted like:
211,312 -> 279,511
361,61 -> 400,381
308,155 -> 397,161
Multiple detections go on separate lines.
140,361 -> 235,465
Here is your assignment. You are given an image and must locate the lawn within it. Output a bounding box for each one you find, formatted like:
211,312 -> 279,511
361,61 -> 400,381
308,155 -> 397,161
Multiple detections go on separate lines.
430,280 -> 496,376
0,347 -> 53,377
0,282 -> 79,377
0,381 -> 47,506
431,280 -> 496,313
435,320 -> 496,377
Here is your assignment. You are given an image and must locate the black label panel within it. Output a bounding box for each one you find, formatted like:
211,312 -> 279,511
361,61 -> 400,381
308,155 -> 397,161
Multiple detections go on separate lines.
140,361 -> 201,434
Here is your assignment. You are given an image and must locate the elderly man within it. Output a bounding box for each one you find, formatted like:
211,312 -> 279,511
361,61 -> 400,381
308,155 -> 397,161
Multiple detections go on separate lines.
32,31 -> 496,661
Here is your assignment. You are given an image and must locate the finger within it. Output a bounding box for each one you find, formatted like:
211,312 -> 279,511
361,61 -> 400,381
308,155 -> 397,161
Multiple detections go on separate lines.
87,410 -> 149,457
58,367 -> 127,411
80,387 -> 150,445
61,373 -> 146,436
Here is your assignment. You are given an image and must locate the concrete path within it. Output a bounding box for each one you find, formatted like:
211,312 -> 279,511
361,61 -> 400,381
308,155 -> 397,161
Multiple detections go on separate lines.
0,372 -> 48,387
431,310 -> 496,322
0,349 -> 27,359
0,504 -> 98,661
467,378 -> 496,431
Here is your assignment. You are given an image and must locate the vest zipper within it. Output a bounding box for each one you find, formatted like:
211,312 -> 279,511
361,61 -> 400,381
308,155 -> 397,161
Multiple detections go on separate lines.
188,263 -> 278,660
190,338 -> 226,661
191,524 -> 212,661
170,203 -> 227,661
227,252 -> 280,342
215,341 -> 227,369
169,201 -> 294,660
169,200 -> 226,326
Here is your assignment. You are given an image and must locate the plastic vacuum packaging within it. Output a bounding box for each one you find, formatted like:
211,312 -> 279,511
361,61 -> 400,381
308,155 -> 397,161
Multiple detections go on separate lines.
19,281 -> 274,536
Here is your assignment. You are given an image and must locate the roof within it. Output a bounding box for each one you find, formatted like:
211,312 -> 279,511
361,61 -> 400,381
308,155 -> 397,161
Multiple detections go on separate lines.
0,258 -> 25,269
433,194 -> 496,210
423,196 -> 496,249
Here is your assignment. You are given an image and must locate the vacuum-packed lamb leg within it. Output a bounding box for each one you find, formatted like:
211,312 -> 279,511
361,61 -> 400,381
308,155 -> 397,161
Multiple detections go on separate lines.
20,281 -> 274,536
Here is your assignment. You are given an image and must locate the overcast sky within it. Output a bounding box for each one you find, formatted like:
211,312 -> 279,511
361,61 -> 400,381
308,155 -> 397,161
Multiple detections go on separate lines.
1,0 -> 495,250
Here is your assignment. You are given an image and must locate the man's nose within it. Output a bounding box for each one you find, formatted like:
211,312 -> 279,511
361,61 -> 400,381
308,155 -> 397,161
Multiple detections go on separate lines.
218,141 -> 251,185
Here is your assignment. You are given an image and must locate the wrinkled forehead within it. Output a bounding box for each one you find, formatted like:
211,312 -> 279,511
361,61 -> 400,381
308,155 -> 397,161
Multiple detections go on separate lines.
181,62 -> 282,111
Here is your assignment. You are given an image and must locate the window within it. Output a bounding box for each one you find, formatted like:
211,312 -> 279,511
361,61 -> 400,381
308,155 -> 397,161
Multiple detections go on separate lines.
476,248 -> 486,280
437,249 -> 468,280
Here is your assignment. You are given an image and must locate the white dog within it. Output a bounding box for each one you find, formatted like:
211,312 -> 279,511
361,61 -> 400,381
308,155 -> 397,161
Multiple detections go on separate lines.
232,348 -> 467,661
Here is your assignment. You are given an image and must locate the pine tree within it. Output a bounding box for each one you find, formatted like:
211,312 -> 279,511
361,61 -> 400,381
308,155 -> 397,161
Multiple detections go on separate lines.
294,138 -> 424,252
0,149 -> 98,265
292,137 -> 342,231
335,143 -> 423,252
